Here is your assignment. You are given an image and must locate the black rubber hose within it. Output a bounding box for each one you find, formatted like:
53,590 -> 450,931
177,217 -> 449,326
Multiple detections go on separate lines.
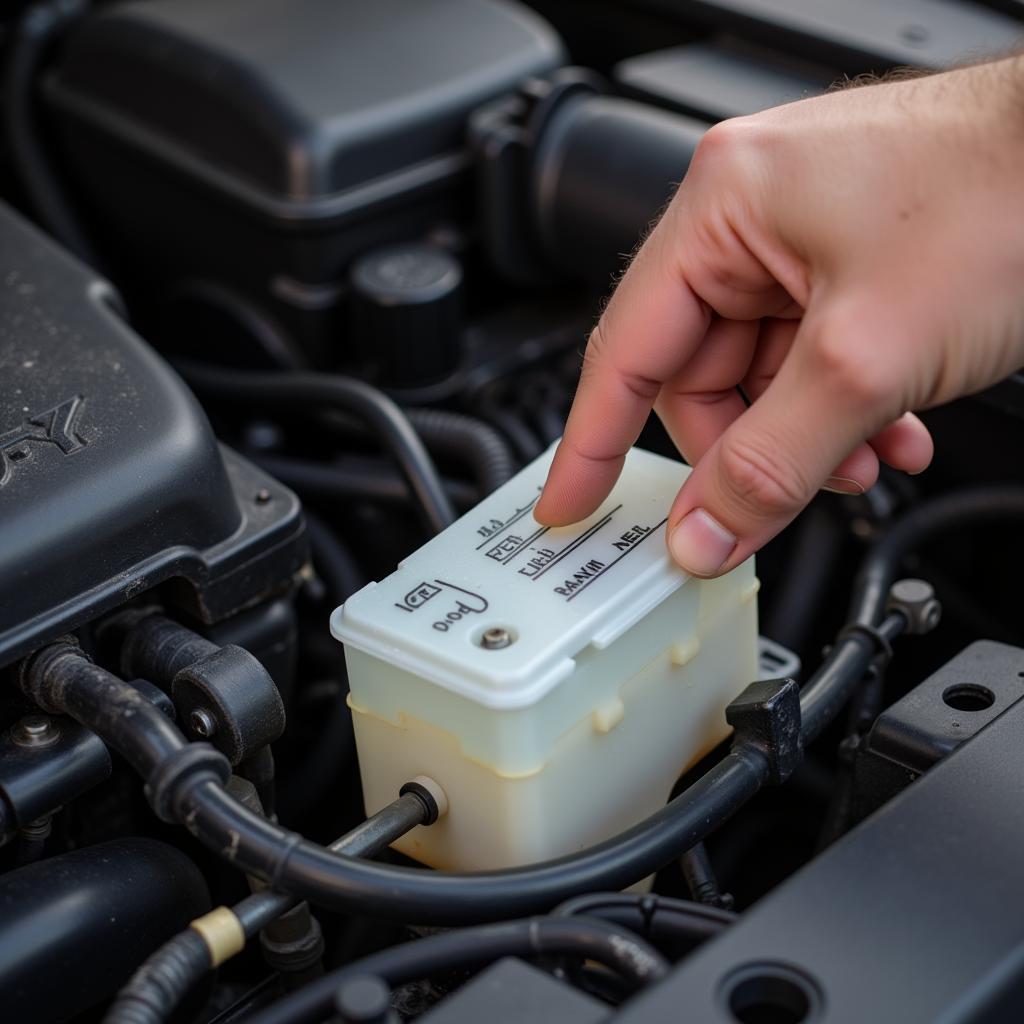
848,485 -> 1024,626
234,792 -> 431,937
306,404 -> 516,496
20,637 -> 875,927
119,615 -> 218,684
180,747 -> 768,926
26,643 -> 186,777
0,838 -> 209,1024
242,916 -> 669,1024
104,794 -> 430,1024
552,891 -> 734,953
3,0 -> 99,266
251,452 -> 478,512
679,841 -> 731,908
302,507 -> 365,603
799,612 -> 905,745
475,400 -> 546,462
103,930 -> 210,1024
176,362 -> 456,534
404,407 -> 516,495
19,638 -> 771,924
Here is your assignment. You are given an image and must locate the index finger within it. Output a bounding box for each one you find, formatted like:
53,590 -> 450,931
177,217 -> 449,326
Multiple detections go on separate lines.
534,223 -> 711,526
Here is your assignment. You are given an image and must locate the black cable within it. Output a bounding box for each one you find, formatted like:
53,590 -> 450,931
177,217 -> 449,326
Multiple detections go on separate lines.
26,644 -> 184,778
403,407 -> 517,495
3,0 -> 99,265
29,493 -> 961,936
102,929 -> 209,1024
19,635 -> 773,925
103,796 -> 430,1024
812,487 -> 1024,848
848,485 -> 1024,626
176,362 -> 456,534
179,747 -> 769,926
242,916 -> 669,1024
23,494 -> 996,980
20,623 -> 895,928
251,452 -> 478,512
679,841 -> 732,909
234,792 -> 431,938
799,612 -> 904,744
552,891 -> 734,953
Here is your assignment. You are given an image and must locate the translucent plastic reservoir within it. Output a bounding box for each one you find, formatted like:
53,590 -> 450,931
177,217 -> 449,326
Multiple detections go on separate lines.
331,444 -> 760,871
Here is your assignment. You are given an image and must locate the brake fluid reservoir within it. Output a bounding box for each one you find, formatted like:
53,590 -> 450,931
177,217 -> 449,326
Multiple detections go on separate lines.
331,444 -> 759,871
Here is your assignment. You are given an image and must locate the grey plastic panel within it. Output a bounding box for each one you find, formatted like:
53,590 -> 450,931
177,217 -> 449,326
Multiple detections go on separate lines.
614,648 -> 1024,1023
634,0 -> 1024,70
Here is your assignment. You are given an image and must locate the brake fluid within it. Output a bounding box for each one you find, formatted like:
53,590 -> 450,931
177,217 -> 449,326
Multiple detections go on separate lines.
331,444 -> 759,870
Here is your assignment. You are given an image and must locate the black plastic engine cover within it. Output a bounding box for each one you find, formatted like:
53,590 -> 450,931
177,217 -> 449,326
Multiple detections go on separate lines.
0,203 -> 306,668
42,0 -> 563,363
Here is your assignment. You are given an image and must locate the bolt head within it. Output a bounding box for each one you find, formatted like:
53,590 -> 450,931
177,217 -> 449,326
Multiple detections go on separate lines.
480,627 -> 513,650
12,714 -> 59,748
189,707 -> 218,739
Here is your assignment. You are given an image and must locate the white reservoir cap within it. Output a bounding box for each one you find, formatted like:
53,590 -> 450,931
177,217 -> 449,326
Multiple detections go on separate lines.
331,444 -> 691,709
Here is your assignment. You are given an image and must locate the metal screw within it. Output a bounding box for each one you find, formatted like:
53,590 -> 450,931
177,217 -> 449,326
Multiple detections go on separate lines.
479,627 -> 513,650
12,714 -> 59,748
255,488 -> 272,505
189,708 -> 218,738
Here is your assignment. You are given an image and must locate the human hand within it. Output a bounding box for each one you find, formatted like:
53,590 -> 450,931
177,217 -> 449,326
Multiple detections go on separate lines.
535,57 -> 1024,577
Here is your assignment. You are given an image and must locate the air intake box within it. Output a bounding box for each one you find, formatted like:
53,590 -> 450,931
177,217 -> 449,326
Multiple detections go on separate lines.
43,0 -> 563,363
0,203 -> 306,668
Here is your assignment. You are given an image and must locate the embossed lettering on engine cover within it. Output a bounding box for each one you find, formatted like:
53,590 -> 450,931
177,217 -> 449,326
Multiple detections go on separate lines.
0,396 -> 87,485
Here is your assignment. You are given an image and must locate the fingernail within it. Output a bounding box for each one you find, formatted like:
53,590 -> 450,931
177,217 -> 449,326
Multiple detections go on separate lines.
822,476 -> 865,495
669,508 -> 737,577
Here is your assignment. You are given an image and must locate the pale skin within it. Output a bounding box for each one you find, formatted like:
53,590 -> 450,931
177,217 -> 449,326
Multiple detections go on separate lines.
535,56 -> 1024,577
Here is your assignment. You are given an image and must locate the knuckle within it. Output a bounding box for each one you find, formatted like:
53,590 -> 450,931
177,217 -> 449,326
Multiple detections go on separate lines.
718,435 -> 811,516
808,317 -> 892,406
690,116 -> 763,175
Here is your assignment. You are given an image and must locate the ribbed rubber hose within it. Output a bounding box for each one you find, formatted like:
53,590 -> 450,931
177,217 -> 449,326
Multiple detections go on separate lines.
176,363 -> 456,534
104,794 -> 430,1024
404,407 -> 516,495
103,930 -> 210,1024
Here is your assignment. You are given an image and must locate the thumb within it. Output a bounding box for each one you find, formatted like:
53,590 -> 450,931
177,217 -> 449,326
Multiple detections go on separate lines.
665,311 -> 894,577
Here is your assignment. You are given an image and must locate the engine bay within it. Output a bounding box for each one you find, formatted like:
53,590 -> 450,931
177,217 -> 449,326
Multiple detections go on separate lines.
3,2 -> 1024,1022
